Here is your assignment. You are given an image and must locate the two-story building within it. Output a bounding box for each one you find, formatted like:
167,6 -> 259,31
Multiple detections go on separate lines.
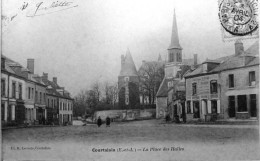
211,40 -> 259,120
185,65 -> 221,121
42,73 -> 73,125
1,56 -> 26,126
184,40 -> 259,121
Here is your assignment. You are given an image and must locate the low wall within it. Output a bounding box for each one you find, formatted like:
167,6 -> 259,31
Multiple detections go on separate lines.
94,109 -> 156,121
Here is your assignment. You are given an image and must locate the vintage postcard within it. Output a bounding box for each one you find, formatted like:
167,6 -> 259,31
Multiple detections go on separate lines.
1,0 -> 259,161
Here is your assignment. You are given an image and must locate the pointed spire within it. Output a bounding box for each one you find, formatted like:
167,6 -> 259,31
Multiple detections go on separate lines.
158,54 -> 162,61
168,9 -> 182,50
119,48 -> 138,76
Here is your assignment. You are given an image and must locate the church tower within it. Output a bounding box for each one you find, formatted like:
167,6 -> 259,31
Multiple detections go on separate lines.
118,48 -> 140,109
165,10 -> 183,78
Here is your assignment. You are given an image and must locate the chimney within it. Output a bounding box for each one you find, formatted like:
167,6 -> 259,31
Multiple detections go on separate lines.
42,72 -> 48,81
27,59 -> 34,74
235,40 -> 244,56
193,54 -> 198,65
53,77 -> 57,84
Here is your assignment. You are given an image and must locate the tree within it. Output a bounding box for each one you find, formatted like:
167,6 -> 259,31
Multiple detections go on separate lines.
73,89 -> 89,117
138,62 -> 164,105
103,82 -> 118,107
92,82 -> 101,103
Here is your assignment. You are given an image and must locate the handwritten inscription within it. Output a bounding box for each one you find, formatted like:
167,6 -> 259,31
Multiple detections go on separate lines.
25,1 -> 78,17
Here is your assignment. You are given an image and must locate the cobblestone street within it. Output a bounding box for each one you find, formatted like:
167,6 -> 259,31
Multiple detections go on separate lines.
2,120 -> 259,161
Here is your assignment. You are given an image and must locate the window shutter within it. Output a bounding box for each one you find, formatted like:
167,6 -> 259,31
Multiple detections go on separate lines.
217,100 -> 220,113
234,74 -> 236,87
226,76 -> 229,87
191,101 -> 193,113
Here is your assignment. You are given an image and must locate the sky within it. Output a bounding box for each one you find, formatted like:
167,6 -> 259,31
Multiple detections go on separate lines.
2,0 -> 257,96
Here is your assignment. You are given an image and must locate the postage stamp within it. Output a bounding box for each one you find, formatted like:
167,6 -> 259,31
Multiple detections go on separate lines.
218,0 -> 259,41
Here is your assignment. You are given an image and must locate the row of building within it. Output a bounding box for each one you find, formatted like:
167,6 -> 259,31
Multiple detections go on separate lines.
1,56 -> 73,126
116,10 -> 259,122
155,11 -> 259,121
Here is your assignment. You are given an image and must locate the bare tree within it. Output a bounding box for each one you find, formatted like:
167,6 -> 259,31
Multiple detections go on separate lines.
92,82 -> 101,103
103,81 -> 118,107
138,62 -> 164,105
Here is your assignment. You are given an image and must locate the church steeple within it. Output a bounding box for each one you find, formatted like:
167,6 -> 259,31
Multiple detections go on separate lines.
168,9 -> 182,50
165,9 -> 183,78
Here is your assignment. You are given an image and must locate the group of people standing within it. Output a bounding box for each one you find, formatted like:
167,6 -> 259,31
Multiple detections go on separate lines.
97,116 -> 111,127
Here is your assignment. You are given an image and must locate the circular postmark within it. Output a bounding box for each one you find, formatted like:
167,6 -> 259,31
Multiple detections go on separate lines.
219,0 -> 258,36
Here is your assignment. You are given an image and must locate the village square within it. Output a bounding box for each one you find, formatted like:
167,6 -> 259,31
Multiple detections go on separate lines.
1,0 -> 259,160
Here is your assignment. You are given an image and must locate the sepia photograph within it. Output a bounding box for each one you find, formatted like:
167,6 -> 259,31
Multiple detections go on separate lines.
1,0 -> 259,160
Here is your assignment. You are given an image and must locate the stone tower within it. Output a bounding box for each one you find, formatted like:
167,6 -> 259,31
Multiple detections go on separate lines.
165,9 -> 183,78
118,48 -> 140,109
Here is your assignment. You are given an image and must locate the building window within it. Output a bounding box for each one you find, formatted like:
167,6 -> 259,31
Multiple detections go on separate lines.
228,74 -> 234,88
28,87 -> 30,99
237,95 -> 247,112
249,71 -> 256,86
32,88 -> 34,99
18,84 -> 22,99
192,83 -> 197,95
187,101 -> 191,113
210,80 -> 218,94
1,79 -> 5,97
12,82 -> 16,98
40,92 -> 42,103
124,77 -> 129,82
169,53 -> 174,62
177,53 -> 181,62
35,91 -> 38,102
1,103 -> 5,121
48,99 -> 50,107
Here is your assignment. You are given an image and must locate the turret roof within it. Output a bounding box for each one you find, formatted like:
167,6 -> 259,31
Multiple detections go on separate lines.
119,48 -> 138,76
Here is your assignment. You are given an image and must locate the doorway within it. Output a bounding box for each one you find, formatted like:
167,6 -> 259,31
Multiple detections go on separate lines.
228,96 -> 235,118
193,101 -> 200,118
211,100 -> 217,114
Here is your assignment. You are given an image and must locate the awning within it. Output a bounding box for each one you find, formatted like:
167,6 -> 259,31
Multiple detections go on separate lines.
25,105 -> 34,109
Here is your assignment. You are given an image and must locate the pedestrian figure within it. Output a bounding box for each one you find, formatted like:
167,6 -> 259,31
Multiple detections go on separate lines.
97,116 -> 102,127
106,116 -> 111,127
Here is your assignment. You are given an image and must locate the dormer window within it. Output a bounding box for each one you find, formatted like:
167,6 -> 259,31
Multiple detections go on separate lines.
203,63 -> 208,73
